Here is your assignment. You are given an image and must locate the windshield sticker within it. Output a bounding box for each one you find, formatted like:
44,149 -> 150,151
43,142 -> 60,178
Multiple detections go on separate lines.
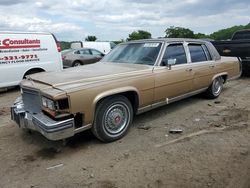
143,43 -> 160,48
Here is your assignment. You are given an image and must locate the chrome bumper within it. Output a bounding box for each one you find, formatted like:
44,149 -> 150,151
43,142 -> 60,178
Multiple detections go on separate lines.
11,97 -> 75,140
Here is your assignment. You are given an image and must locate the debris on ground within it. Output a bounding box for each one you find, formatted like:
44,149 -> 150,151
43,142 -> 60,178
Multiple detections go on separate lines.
169,128 -> 183,134
214,101 -> 221,104
194,118 -> 201,122
46,164 -> 64,170
137,124 -> 151,130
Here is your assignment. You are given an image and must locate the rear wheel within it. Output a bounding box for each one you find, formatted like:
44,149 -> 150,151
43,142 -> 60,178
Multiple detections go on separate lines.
72,61 -> 82,67
92,95 -> 133,142
205,76 -> 224,99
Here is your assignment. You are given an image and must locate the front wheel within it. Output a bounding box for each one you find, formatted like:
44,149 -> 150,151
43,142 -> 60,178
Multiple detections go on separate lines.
205,76 -> 224,99
92,95 -> 133,142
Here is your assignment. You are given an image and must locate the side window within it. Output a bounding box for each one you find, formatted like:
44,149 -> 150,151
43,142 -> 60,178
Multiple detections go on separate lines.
202,44 -> 212,61
74,50 -> 80,54
162,44 -> 187,65
91,49 -> 103,56
80,49 -> 91,55
189,44 -> 207,63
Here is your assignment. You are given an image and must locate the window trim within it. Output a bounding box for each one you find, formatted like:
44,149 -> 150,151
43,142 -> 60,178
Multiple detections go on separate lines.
201,44 -> 212,61
159,42 -> 189,66
187,43 -> 210,63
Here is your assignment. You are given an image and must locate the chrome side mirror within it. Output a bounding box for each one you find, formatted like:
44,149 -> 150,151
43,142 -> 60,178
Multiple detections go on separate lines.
167,58 -> 176,70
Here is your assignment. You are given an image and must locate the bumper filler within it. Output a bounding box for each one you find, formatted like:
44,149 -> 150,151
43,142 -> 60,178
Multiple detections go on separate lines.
11,97 -> 75,140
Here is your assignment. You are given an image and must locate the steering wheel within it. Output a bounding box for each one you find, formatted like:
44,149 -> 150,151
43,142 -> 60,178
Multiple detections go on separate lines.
141,56 -> 154,61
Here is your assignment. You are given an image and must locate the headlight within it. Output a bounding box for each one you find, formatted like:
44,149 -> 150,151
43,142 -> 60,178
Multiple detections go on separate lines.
42,97 -> 57,110
41,96 -> 70,119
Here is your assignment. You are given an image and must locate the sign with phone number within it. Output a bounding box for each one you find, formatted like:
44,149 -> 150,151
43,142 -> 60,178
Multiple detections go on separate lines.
0,54 -> 40,65
0,54 -> 38,61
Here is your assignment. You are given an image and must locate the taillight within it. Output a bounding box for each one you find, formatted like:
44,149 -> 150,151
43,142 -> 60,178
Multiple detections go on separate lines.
51,33 -> 61,52
57,42 -> 61,52
62,55 -> 66,61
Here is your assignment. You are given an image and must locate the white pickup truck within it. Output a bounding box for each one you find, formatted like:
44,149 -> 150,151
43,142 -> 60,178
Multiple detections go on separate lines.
0,31 -> 63,89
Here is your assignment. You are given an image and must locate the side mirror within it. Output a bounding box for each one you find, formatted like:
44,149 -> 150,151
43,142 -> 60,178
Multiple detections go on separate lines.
166,58 -> 176,70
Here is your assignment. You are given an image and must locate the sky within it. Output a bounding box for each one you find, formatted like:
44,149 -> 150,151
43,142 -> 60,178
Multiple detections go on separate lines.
0,0 -> 249,41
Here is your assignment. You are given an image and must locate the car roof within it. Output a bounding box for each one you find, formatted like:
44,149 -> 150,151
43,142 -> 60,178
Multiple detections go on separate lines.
72,48 -> 103,52
0,31 -> 52,35
126,38 -> 208,44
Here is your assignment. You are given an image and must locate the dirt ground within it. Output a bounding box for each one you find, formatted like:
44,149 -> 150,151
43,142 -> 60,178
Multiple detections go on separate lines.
0,78 -> 249,188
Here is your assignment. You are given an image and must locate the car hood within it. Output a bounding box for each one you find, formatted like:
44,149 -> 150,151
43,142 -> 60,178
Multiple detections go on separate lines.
27,62 -> 153,92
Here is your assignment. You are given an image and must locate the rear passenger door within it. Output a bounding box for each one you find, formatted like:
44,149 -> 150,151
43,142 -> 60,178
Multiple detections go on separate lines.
79,49 -> 96,64
187,43 -> 215,91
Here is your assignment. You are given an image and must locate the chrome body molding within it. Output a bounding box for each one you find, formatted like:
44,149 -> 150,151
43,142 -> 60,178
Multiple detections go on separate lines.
137,87 -> 207,114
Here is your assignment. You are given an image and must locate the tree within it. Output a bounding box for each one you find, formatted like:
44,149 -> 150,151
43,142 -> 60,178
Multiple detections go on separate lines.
194,33 -> 209,39
85,35 -> 97,41
59,41 -> 71,50
209,23 -> 250,40
210,26 -> 243,40
127,30 -> 152,41
165,26 -> 195,38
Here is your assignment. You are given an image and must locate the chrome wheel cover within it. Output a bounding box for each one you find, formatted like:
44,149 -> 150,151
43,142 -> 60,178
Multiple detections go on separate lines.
103,102 -> 130,135
74,62 -> 81,66
212,77 -> 222,96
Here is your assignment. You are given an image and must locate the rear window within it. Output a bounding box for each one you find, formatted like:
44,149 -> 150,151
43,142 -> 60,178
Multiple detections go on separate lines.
232,30 -> 250,40
188,44 -> 207,63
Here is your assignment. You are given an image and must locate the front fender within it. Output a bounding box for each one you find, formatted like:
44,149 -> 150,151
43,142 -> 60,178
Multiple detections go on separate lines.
91,86 -> 140,122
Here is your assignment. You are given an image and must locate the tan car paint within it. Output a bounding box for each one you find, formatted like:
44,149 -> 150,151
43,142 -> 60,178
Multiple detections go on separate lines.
67,71 -> 155,124
20,39 -> 241,131
153,65 -> 193,102
190,61 -> 216,91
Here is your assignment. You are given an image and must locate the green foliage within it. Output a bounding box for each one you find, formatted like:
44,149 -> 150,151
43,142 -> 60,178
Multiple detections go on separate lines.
113,39 -> 125,44
210,23 -> 250,40
60,41 -> 71,51
85,35 -> 97,41
165,26 -> 195,38
60,23 -> 250,49
210,26 -> 244,40
194,33 -> 209,39
164,23 -> 250,40
127,30 -> 152,41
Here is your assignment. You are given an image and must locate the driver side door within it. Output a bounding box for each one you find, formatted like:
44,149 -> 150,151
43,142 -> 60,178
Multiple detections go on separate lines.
153,43 -> 194,104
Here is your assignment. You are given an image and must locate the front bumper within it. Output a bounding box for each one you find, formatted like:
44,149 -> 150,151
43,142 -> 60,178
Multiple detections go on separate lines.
11,97 -> 75,140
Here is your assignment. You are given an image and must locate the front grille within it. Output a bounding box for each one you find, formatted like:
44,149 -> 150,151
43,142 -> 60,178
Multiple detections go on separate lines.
22,88 -> 42,114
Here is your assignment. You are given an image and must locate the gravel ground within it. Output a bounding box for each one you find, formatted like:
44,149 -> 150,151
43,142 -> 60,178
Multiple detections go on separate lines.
0,78 -> 249,188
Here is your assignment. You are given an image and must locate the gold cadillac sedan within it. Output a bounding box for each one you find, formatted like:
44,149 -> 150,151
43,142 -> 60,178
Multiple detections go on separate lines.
11,39 -> 241,142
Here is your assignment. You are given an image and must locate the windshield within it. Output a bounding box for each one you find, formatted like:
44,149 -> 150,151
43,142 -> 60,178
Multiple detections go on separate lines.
101,42 -> 162,65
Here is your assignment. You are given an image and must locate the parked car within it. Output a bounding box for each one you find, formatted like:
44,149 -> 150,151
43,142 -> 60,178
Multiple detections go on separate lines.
212,29 -> 250,75
0,31 -> 63,89
11,38 -> 241,142
70,41 -> 116,54
62,48 -> 104,67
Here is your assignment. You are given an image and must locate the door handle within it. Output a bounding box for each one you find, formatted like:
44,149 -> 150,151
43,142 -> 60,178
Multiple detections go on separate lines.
186,68 -> 192,72
209,65 -> 215,68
